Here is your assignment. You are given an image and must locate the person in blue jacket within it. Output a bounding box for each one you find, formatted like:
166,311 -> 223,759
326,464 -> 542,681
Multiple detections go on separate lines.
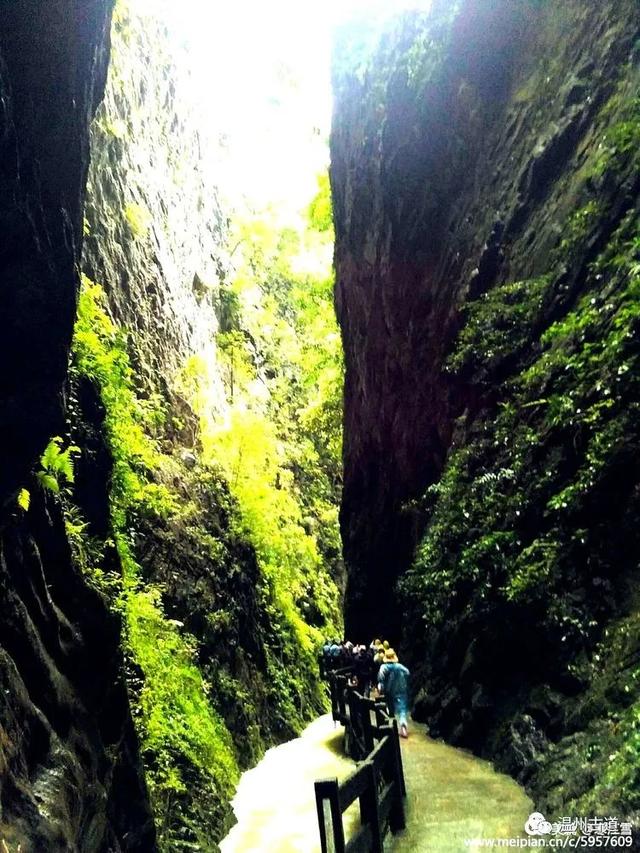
377,648 -> 410,738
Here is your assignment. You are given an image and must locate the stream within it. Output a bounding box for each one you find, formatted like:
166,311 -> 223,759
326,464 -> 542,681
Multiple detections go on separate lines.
220,713 -> 532,852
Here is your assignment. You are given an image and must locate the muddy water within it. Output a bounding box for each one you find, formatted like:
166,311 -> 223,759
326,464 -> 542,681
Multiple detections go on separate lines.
219,714 -> 532,853
220,715 -> 359,853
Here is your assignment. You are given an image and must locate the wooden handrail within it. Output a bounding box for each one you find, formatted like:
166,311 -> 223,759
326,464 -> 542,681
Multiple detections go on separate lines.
315,669 -> 407,853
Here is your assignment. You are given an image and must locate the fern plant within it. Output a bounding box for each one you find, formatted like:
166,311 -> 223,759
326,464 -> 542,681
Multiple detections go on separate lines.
37,437 -> 79,494
16,488 -> 30,511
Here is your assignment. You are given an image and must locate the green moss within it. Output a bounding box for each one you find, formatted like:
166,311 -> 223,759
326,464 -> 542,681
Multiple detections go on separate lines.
554,201 -> 602,260
124,579 -> 238,845
124,201 -> 151,239
447,276 -> 550,381
406,203 -> 640,614
73,279 -> 176,520
535,611 -> 640,816
72,279 -> 239,850
590,93 -> 640,178
69,267 -> 341,845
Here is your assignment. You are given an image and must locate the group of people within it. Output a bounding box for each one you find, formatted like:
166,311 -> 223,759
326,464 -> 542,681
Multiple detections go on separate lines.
320,638 -> 411,738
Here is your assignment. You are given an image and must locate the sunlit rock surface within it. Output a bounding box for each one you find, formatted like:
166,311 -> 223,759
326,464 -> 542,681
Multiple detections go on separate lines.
84,3 -> 228,411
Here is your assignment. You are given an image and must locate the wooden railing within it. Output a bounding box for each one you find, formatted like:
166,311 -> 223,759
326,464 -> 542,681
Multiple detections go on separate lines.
314,669 -> 407,853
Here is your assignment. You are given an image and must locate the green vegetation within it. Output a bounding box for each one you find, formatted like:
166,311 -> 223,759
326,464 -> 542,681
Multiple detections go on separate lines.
403,78 -> 640,815
307,173 -> 333,232
534,608 -> 640,816
72,278 -> 239,850
73,279 -> 174,521
447,276 -> 550,382
16,488 -> 30,511
36,436 -> 78,495
179,174 -> 343,730
406,208 -> 640,628
591,95 -> 640,177
60,175 -> 342,848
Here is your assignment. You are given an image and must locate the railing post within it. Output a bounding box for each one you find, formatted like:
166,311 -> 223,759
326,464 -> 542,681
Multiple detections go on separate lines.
362,697 -> 374,754
329,673 -> 338,722
337,676 -> 347,722
389,720 -> 406,832
394,717 -> 407,797
348,689 -> 366,760
374,700 -> 387,729
315,778 -> 345,853
359,761 -> 384,853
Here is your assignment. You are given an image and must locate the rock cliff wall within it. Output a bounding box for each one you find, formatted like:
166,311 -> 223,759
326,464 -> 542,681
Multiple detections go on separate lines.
0,1 -> 156,849
333,0 -> 640,818
0,0 -> 111,504
71,3 -> 340,848
0,1 -> 338,849
83,3 -> 227,410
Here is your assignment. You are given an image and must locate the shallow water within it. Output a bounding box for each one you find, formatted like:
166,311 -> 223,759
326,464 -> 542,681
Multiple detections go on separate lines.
219,714 -> 532,853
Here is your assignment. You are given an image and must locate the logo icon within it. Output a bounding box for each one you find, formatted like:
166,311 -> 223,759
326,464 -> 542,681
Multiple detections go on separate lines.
525,812 -> 553,836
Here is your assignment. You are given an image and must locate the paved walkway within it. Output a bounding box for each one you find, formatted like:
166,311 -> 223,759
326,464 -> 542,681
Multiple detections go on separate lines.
219,714 -> 532,853
391,723 -> 532,851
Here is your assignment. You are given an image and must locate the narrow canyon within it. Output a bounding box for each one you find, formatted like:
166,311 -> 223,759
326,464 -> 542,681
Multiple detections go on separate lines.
0,1 -> 638,850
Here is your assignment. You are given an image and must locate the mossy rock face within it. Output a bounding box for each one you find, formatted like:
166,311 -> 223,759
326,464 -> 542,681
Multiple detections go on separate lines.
67,273 -> 337,850
134,464 -> 329,769
0,1 -> 161,849
332,0 -> 640,819
75,4 -> 342,848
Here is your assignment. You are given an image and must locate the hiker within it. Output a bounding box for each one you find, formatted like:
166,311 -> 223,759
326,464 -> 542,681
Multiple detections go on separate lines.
319,640 -> 331,678
377,648 -> 411,738
352,644 -> 373,695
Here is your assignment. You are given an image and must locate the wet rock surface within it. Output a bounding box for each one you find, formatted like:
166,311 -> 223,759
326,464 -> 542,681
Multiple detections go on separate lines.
0,494 -> 155,851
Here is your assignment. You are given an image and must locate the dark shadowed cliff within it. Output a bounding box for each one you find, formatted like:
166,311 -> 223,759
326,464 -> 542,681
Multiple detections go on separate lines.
0,1 -> 156,849
333,0 -> 640,819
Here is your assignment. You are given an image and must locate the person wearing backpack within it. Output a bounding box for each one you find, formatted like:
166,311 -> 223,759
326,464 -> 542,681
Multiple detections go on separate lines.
377,648 -> 411,738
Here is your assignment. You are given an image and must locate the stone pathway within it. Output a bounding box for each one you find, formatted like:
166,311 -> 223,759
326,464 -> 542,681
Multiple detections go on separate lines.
219,714 -> 532,852
391,723 -> 532,851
